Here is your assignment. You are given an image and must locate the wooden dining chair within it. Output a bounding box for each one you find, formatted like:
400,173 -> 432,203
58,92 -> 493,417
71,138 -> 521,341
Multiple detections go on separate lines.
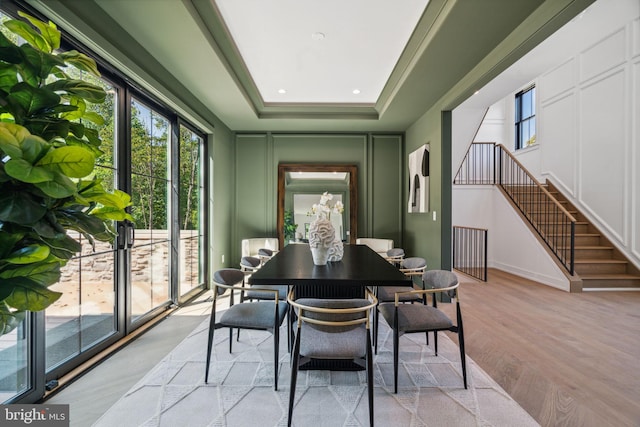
378,269 -> 467,393
287,289 -> 378,427
205,268 -> 288,390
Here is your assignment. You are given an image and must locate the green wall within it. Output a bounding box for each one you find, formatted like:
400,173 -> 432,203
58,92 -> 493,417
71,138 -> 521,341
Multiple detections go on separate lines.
232,133 -> 403,266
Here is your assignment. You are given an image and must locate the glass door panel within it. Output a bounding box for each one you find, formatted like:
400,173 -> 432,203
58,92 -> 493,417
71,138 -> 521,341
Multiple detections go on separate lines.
178,126 -> 204,297
46,237 -> 116,370
45,77 -> 118,373
0,319 -> 30,402
130,99 -> 171,320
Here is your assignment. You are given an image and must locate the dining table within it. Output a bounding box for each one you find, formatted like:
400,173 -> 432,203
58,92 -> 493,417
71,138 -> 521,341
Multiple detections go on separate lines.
248,243 -> 412,298
248,243 -> 412,371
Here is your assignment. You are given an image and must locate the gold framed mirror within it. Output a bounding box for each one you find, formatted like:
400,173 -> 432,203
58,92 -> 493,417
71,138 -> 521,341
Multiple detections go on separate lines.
277,163 -> 357,248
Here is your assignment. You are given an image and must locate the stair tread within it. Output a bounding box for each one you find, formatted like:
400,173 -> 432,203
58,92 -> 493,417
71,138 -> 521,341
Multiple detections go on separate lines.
574,259 -> 627,264
580,273 -> 640,279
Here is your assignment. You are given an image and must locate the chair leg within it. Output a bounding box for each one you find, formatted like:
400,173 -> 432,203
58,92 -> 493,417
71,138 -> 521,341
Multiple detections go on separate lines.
205,315 -> 216,383
457,305 -> 468,389
287,330 -> 302,427
366,332 -> 374,427
373,306 -> 379,354
274,325 -> 280,391
229,328 -> 233,353
434,330 -> 438,356
393,328 -> 399,394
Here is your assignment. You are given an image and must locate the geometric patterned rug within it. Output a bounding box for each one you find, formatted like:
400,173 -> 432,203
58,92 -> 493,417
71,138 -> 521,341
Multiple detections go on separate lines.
93,317 -> 539,426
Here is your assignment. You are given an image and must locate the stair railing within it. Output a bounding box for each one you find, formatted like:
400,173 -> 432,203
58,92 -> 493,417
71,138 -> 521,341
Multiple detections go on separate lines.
494,144 -> 575,275
453,226 -> 488,281
453,142 -> 576,275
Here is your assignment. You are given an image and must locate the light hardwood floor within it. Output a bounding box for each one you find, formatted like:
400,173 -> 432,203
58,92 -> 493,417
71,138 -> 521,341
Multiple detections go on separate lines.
446,269 -> 640,427
46,269 -> 640,426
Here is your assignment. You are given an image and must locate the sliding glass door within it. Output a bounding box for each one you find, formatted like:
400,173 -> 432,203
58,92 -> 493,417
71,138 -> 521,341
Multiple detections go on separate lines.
0,3 -> 208,403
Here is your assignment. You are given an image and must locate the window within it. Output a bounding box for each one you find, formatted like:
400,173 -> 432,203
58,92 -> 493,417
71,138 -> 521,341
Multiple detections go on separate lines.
515,86 -> 536,149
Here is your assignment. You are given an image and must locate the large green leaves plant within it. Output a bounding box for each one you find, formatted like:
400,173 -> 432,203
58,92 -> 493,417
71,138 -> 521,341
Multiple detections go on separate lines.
0,12 -> 132,334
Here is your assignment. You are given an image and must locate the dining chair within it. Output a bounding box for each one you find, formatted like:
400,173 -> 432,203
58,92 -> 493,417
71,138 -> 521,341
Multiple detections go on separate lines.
378,269 -> 467,393
287,289 -> 378,427
373,256 -> 427,354
205,268 -> 288,390
258,247 -> 274,265
238,256 -> 290,346
384,247 -> 405,266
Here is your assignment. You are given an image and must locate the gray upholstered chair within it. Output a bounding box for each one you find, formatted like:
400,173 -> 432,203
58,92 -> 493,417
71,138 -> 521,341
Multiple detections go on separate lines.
384,247 -> 405,266
287,289 -> 377,427
373,256 -> 427,353
378,269 -> 467,393
258,247 -> 274,265
239,255 -> 287,302
205,268 -> 288,390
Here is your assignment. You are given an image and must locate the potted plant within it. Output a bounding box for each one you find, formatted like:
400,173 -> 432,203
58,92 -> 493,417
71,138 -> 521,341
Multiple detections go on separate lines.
283,210 -> 297,243
0,13 -> 132,334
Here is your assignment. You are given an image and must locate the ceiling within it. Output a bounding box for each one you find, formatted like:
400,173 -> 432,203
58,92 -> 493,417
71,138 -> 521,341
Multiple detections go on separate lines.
31,0 -> 595,132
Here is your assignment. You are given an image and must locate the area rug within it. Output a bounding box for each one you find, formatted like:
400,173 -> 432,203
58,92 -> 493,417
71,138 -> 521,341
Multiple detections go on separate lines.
93,318 -> 539,426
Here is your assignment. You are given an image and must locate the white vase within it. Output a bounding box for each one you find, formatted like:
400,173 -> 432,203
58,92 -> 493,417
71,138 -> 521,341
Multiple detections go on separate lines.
327,238 -> 344,262
308,216 -> 335,265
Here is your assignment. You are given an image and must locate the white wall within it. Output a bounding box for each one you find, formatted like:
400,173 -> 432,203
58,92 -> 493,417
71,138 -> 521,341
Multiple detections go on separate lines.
452,0 -> 640,288
538,2 -> 640,268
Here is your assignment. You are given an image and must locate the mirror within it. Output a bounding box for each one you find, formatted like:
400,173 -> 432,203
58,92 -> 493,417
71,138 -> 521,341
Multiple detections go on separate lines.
278,164 -> 357,248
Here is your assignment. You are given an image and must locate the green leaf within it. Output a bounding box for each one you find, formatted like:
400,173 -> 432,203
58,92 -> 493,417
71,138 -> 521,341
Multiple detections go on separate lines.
83,127 -> 102,146
1,276 -> 62,311
0,63 -> 19,92
17,12 -> 61,51
20,134 -> 50,164
6,82 -> 61,120
0,303 -> 25,335
24,117 -> 70,141
5,244 -> 50,264
0,262 -> 61,287
0,31 -> 23,64
60,96 -> 85,121
0,125 -> 24,159
4,20 -> 50,52
91,206 -> 133,221
81,111 -> 105,126
42,232 -> 82,254
57,210 -> 114,243
57,50 -> 101,76
34,171 -> 76,198
19,44 -> 65,80
65,134 -> 104,157
37,145 -> 95,178
0,191 -> 47,225
4,158 -> 53,183
45,79 -> 106,104
0,230 -> 24,259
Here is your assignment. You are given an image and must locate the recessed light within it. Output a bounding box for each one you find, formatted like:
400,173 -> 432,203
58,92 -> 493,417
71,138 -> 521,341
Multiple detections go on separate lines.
311,32 -> 325,41
352,89 -> 361,95
278,89 -> 286,94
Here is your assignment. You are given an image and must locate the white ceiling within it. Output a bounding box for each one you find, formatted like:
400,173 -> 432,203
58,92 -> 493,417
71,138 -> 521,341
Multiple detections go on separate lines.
215,0 -> 430,104
32,0 -> 597,132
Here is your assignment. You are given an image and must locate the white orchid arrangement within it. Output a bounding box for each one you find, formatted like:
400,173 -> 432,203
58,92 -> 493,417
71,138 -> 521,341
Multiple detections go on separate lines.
311,192 -> 344,220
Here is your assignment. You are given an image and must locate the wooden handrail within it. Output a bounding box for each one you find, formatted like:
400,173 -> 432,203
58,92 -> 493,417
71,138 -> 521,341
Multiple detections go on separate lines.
496,144 -> 577,223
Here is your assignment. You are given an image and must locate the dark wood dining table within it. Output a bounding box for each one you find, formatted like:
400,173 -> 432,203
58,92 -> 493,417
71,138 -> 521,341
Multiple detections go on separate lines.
249,243 -> 412,370
248,243 -> 412,298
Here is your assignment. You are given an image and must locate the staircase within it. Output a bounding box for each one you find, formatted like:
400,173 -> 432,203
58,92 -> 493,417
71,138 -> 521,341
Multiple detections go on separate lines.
543,182 -> 640,291
455,142 -> 640,292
